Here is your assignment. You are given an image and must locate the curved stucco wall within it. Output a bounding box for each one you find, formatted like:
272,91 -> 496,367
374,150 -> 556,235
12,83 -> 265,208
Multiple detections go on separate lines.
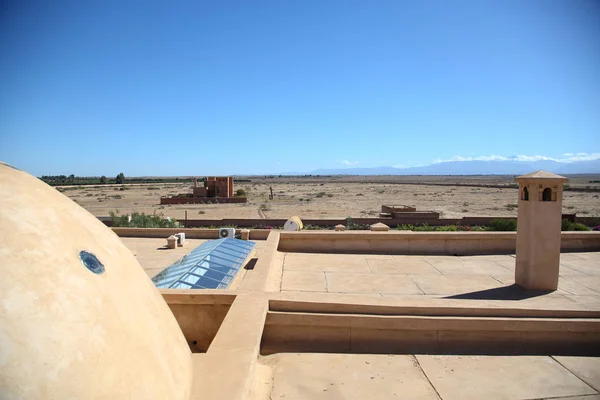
0,164 -> 192,399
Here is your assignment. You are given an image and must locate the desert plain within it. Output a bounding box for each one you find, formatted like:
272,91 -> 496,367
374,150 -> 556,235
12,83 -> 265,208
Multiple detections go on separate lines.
58,174 -> 600,221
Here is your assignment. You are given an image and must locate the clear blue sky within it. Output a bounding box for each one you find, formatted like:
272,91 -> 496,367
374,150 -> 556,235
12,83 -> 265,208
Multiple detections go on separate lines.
1,0 -> 599,176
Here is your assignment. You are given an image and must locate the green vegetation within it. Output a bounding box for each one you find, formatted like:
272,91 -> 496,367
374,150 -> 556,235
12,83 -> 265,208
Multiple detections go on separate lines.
561,219 -> 590,231
489,219 -> 517,231
396,224 -> 488,232
115,172 -> 125,184
315,192 -> 326,198
235,188 -> 247,197
110,211 -> 179,228
41,175 -> 198,186
345,217 -> 370,230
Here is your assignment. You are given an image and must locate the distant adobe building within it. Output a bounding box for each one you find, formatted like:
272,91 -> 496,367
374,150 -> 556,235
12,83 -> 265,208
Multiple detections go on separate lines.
160,176 -> 246,204
192,177 -> 234,198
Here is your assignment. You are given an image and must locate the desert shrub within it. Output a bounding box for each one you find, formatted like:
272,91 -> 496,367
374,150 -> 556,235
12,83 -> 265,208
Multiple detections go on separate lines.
436,225 -> 458,231
235,188 -> 247,197
344,217 -> 369,230
315,192 -> 326,198
396,224 -> 414,231
489,219 -> 517,231
110,211 -> 179,228
413,224 -> 437,232
198,210 -> 205,214
259,203 -> 271,211
562,219 -> 590,231
571,223 -> 589,231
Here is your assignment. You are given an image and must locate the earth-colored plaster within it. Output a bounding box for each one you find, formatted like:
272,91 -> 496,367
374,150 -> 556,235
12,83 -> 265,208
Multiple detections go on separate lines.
0,164 -> 192,399
515,172 -> 568,290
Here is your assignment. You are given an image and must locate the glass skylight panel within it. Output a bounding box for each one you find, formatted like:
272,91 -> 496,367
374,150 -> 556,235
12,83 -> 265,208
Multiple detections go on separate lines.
152,238 -> 255,289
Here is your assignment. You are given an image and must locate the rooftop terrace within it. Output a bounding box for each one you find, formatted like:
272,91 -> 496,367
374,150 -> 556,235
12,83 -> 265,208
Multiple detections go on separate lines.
121,233 -> 600,400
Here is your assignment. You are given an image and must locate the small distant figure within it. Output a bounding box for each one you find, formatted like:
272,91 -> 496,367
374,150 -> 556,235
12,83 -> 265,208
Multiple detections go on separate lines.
269,186 -> 274,200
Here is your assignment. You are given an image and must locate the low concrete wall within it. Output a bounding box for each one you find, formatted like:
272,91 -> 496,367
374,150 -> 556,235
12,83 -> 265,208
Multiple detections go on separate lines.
261,310 -> 600,356
277,231 -> 600,255
112,227 -> 271,240
161,292 -> 236,353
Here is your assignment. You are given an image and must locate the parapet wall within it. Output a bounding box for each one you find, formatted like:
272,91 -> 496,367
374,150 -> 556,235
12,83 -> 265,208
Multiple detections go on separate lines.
277,231 -> 600,255
112,227 -> 271,240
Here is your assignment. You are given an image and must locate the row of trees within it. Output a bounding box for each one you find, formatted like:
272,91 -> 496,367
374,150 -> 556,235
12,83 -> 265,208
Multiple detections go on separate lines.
41,173 -> 126,186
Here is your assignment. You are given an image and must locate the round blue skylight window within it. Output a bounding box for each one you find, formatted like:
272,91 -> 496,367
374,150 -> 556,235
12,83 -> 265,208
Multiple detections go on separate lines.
79,250 -> 105,274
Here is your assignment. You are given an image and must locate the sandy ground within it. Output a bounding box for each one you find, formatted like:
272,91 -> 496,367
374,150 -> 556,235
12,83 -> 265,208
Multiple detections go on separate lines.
60,175 -> 600,220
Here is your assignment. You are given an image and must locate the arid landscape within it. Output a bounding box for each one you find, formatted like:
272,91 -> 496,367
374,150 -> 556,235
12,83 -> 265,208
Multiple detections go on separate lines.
59,175 -> 600,221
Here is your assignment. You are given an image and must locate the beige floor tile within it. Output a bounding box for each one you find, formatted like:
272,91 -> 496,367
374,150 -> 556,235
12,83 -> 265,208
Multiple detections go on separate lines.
561,253 -> 592,262
120,237 -> 208,277
563,262 -> 600,276
326,272 -> 423,294
424,255 -> 465,266
559,264 -> 592,276
491,275 -> 514,285
553,356 -> 600,392
560,277 -> 600,295
411,274 -> 502,296
284,254 -> 370,273
367,258 -> 441,275
281,271 -> 326,292
563,295 -> 600,311
433,260 -> 513,276
266,353 -> 440,400
416,355 -> 597,400
492,259 -> 517,270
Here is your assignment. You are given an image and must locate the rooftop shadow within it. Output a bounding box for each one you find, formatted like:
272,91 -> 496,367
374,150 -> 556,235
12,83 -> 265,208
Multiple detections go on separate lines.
444,284 -> 553,300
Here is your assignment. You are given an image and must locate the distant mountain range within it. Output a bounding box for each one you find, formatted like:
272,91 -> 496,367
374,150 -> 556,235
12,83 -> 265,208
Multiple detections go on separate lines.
306,159 -> 600,176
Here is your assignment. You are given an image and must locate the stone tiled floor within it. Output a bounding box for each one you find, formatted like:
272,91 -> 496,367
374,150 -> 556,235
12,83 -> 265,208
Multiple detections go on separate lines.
281,252 -> 600,311
121,237 -> 208,278
260,353 -> 600,400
